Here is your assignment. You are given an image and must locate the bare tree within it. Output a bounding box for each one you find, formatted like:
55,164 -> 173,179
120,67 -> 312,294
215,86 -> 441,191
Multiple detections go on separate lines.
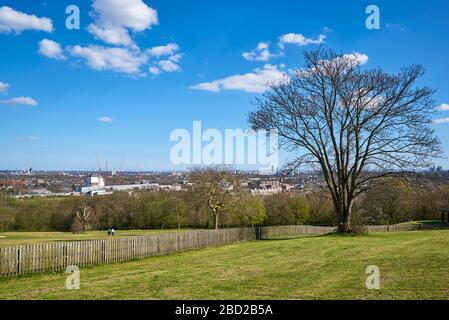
75,202 -> 94,231
189,168 -> 238,230
249,49 -> 441,233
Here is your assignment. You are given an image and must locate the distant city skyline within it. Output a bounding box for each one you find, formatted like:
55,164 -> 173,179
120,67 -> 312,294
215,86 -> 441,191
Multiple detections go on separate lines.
0,0 -> 448,171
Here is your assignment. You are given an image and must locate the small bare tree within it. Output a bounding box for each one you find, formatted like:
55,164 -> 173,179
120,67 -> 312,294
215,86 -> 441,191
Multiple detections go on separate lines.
189,168 -> 237,230
249,49 -> 441,233
75,202 -> 94,231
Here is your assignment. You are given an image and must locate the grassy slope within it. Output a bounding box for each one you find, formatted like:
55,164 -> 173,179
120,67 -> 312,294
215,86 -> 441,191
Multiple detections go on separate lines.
0,230 -> 448,300
0,229 -> 194,245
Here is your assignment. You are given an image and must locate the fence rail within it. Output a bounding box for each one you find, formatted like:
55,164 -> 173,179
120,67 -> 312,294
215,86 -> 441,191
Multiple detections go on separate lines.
1,224 -> 448,277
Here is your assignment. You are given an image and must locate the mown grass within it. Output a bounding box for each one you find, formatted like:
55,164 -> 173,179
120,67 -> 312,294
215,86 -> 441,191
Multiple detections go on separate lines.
1,230 -> 448,300
0,229 -> 194,245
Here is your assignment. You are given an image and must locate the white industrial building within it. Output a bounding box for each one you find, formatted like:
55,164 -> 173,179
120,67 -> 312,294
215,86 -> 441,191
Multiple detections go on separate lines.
78,175 -> 181,196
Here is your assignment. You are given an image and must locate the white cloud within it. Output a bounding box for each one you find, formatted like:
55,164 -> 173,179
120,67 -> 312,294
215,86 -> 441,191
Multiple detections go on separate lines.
433,117 -> 449,124
294,52 -> 369,78
98,116 -> 112,123
147,43 -> 179,58
87,24 -> 133,47
279,33 -> 326,49
242,42 -> 275,62
0,81 -> 10,92
343,52 -> 369,65
145,42 -> 183,76
192,81 -> 221,92
69,45 -> 148,74
246,30 -> 329,62
435,103 -> 449,112
149,66 -> 161,75
17,136 -> 40,142
168,53 -> 182,62
0,96 -> 38,106
68,42 -> 183,76
38,39 -> 66,60
317,52 -> 368,69
35,0 -> 182,77
158,60 -> 180,72
191,64 -> 288,93
50,1 -> 184,77
87,0 -> 158,46
92,0 -> 158,31
147,43 -> 183,75
0,6 -> 52,34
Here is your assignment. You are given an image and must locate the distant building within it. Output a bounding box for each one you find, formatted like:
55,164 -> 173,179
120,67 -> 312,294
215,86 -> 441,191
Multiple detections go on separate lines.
86,175 -> 105,187
76,174 -> 183,196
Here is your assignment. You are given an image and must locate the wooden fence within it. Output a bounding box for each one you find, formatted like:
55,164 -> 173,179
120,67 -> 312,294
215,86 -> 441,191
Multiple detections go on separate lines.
259,225 -> 336,239
364,224 -> 449,232
0,228 -> 255,277
259,224 -> 449,239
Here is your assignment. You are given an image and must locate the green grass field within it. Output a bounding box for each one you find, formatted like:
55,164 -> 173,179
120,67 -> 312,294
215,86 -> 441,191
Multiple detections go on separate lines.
0,230 -> 448,300
0,229 -> 194,245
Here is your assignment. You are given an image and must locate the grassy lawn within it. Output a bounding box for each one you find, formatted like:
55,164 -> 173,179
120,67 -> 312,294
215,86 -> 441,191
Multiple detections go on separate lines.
0,230 -> 448,300
0,229 -> 194,245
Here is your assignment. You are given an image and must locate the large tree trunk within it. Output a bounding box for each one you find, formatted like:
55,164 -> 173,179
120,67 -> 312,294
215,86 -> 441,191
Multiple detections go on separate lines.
337,214 -> 351,233
336,202 -> 353,233
214,212 -> 219,230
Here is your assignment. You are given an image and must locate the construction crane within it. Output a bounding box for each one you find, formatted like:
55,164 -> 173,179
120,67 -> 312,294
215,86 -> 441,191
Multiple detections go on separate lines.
96,153 -> 102,177
105,161 -> 109,186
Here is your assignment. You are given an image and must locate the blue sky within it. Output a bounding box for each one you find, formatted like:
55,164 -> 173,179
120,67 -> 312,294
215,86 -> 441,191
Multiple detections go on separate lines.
0,0 -> 448,171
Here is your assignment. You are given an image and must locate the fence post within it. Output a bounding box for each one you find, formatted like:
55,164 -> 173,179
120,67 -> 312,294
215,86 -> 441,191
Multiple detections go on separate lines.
16,247 -> 21,275
63,244 -> 68,267
102,241 -> 106,262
